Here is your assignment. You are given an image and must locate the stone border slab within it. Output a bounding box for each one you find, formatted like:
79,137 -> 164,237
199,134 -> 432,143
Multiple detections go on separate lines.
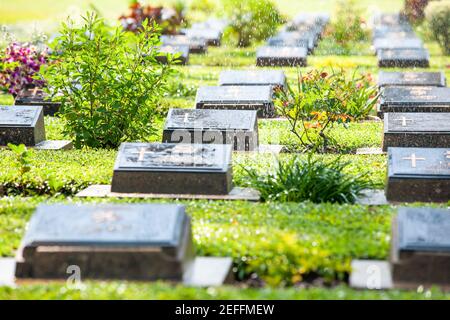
356,147 -> 386,155
0,258 -> 16,287
35,140 -> 73,150
183,257 -> 233,287
356,189 -> 389,205
76,185 -> 261,201
349,260 -> 393,290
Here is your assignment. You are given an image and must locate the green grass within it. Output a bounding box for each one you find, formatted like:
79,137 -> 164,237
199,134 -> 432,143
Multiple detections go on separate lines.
1,282 -> 449,300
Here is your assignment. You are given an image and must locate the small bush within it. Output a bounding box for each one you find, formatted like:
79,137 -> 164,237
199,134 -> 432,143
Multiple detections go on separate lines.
222,0 -> 284,47
425,0 -> 450,55
404,0 -> 429,23
274,69 -> 379,152
243,155 -> 375,204
325,0 -> 369,53
42,13 -> 175,149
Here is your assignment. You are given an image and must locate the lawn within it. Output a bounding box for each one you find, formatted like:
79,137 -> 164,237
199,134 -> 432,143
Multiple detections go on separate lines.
0,0 -> 450,300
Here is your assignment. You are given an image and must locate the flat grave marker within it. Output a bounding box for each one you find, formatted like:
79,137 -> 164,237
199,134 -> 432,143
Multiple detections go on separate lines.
162,108 -> 259,151
0,105 -> 45,146
373,38 -> 423,53
378,71 -> 446,88
111,142 -> 233,195
15,203 -> 194,281
160,35 -> 207,54
386,147 -> 450,202
218,70 -> 286,89
156,45 -> 189,65
383,113 -> 450,150
195,85 -> 275,118
267,32 -> 314,51
391,207 -> 450,288
377,48 -> 429,68
15,87 -> 61,116
379,86 -> 450,114
181,28 -> 222,46
256,46 -> 307,67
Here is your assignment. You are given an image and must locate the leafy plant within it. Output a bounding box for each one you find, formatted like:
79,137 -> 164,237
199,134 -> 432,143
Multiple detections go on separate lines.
7,143 -> 32,176
325,0 -> 369,54
42,13 -> 174,149
274,69 -> 379,152
0,42 -> 47,96
222,0 -> 284,47
404,0 -> 429,23
243,154 -> 375,204
425,0 -> 450,55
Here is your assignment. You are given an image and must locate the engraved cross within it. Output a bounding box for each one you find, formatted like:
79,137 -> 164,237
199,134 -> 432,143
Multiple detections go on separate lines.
131,147 -> 153,161
402,153 -> 426,168
394,116 -> 414,127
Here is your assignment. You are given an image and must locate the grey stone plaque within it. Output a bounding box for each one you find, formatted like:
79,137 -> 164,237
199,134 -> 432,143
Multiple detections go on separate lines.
15,204 -> 194,280
267,32 -> 314,51
218,70 -> 286,88
0,105 -> 45,146
391,207 -> 450,287
181,28 -> 222,46
160,35 -> 207,54
373,38 -> 423,53
372,30 -> 416,40
111,143 -> 233,194
156,45 -> 189,65
256,46 -> 307,67
383,113 -> 450,150
162,108 -> 259,151
386,147 -> 450,202
14,88 -> 60,116
377,48 -> 429,68
379,87 -> 450,114
378,71 -> 446,88
195,85 -> 275,118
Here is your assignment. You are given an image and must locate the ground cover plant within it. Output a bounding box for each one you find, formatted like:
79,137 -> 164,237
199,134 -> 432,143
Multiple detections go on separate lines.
43,13 -> 175,149
0,0 -> 449,300
243,155 -> 376,203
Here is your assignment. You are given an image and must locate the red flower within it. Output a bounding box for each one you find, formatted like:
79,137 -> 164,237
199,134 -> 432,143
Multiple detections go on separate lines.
320,72 -> 328,78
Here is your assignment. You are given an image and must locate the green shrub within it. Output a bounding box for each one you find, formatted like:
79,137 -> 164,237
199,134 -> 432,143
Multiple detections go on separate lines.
326,0 -> 369,53
425,0 -> 450,55
274,69 -> 379,152
243,154 -> 375,204
42,13 -> 175,148
404,0 -> 429,24
222,0 -> 284,47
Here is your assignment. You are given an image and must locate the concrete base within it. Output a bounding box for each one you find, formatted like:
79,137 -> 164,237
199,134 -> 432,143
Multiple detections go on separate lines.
355,148 -> 385,155
0,257 -> 233,287
184,257 -> 233,287
35,140 -> 73,150
0,258 -> 16,287
355,189 -> 389,206
349,260 -> 393,290
76,185 -> 260,201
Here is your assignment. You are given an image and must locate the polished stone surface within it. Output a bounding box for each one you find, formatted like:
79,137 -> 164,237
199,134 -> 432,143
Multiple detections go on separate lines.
377,48 -> 429,68
14,88 -> 61,116
156,45 -> 189,65
218,70 -> 286,88
256,46 -> 307,67
378,71 -> 446,87
0,105 -> 45,146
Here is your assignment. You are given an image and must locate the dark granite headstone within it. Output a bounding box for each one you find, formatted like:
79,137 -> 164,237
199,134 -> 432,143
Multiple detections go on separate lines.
391,207 -> 450,288
383,113 -> 450,150
195,85 -> 275,118
373,38 -> 423,53
156,45 -> 189,65
218,70 -> 286,89
14,87 -> 60,116
15,204 -> 194,280
256,46 -> 307,67
379,87 -> 450,114
160,35 -> 207,54
0,105 -> 45,146
111,143 -> 233,195
386,147 -> 450,202
267,32 -> 314,52
377,48 -> 429,68
378,71 -> 446,88
162,108 -> 258,151
181,28 -> 222,46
